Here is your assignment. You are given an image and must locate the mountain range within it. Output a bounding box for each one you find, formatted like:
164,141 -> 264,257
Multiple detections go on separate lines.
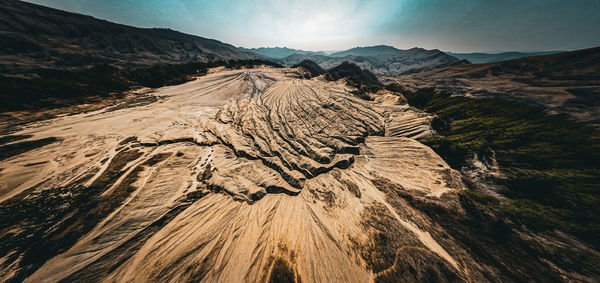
238,47 -> 327,58
278,46 -> 465,76
0,0 -> 462,77
447,51 -> 562,63
2,0 -> 565,79
244,46 -> 566,76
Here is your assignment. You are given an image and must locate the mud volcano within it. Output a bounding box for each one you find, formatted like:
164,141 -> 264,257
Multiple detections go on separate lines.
1,67 -> 499,282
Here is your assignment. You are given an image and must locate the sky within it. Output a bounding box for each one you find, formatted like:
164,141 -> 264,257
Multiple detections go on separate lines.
27,0 -> 600,52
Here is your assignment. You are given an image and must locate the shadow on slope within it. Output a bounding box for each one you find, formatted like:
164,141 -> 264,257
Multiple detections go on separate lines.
292,59 -> 324,78
295,60 -> 382,100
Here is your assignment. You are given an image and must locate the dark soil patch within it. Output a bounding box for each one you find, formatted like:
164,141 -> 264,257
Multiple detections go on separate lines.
0,136 -> 60,161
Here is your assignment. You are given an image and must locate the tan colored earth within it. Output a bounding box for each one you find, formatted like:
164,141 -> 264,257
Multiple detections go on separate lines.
1,67 -> 496,282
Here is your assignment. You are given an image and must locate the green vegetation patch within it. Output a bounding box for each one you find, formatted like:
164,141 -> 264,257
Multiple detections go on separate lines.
401,87 -> 600,248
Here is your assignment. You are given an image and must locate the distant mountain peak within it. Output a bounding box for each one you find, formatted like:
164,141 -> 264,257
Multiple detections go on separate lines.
330,45 -> 401,57
239,47 -> 326,59
279,45 -> 460,77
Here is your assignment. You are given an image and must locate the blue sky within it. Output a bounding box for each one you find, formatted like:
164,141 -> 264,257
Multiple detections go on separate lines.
27,0 -> 600,52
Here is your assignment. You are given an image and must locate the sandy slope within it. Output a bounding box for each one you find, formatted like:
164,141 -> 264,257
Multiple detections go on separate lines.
1,67 -> 496,282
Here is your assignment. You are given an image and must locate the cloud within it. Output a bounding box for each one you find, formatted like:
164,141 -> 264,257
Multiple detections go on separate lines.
207,0 -> 397,50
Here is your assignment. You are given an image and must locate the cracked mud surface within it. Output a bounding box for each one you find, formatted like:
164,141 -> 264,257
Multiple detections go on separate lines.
1,67 -> 499,282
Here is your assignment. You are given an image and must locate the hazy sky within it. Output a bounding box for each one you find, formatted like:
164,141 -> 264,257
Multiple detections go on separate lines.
27,0 -> 600,52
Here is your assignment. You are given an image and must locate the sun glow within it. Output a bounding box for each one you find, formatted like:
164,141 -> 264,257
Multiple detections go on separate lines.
233,0 -> 398,50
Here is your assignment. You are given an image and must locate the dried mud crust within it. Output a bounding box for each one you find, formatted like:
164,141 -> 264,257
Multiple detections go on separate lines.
0,67 -> 496,283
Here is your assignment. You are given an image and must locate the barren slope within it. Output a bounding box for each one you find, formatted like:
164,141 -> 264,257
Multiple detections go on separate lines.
0,67 -> 564,282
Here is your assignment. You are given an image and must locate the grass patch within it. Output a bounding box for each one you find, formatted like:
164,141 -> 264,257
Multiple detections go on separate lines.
402,88 -> 600,248
529,240 -> 600,275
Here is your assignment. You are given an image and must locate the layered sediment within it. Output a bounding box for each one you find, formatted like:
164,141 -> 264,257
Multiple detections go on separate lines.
1,67 -> 497,282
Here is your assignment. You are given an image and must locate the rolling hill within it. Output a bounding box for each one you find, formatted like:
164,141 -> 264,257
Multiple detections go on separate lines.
396,46 -> 600,125
447,51 -> 562,64
0,0 -> 257,74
